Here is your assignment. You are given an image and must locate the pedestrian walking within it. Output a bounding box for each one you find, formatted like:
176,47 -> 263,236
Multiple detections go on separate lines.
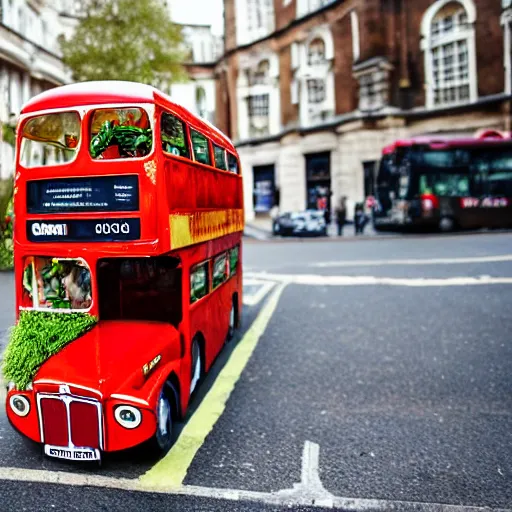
354,202 -> 368,235
335,196 -> 347,236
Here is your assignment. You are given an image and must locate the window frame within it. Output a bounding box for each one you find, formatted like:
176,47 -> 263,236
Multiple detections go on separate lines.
212,252 -> 229,290
421,0 -> 477,109
20,256 -> 93,313
190,260 -> 210,304
160,110 -> 191,160
213,143 -> 228,171
227,152 -> 240,174
229,246 -> 239,276
19,110 -> 82,169
190,128 -> 212,166
87,105 -> 155,162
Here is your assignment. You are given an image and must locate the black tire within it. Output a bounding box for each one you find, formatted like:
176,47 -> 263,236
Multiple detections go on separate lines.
439,216 -> 455,232
147,384 -> 176,456
190,337 -> 203,396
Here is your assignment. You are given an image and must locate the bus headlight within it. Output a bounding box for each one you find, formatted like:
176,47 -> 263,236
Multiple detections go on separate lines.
114,405 -> 142,429
9,395 -> 30,417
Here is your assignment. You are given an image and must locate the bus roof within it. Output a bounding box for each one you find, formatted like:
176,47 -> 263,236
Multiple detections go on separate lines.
382,131 -> 512,155
21,80 -> 236,153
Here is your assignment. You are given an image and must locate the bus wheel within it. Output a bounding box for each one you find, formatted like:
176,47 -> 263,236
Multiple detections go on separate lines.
149,386 -> 175,455
439,216 -> 455,232
227,298 -> 237,341
190,337 -> 202,396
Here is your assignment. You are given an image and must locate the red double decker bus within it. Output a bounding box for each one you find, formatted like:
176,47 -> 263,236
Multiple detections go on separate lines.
373,131 -> 512,232
5,81 -> 244,462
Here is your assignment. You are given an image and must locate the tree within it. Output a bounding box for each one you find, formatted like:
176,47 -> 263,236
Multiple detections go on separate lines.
59,0 -> 187,86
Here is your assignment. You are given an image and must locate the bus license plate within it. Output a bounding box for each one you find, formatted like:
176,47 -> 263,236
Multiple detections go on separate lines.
44,445 -> 100,461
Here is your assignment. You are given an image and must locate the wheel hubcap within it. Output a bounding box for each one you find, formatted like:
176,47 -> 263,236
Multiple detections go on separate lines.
190,344 -> 201,395
230,306 -> 235,329
158,396 -> 171,437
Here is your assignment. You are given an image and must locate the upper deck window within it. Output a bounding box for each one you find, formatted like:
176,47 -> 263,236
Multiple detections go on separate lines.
227,152 -> 239,174
161,112 -> 189,158
213,144 -> 227,170
90,108 -> 152,160
190,129 -> 211,165
20,112 -> 81,168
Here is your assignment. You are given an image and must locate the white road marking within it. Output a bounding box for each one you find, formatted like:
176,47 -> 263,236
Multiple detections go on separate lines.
246,272 -> 512,287
242,279 -> 276,306
0,461 -> 508,511
312,254 -> 512,268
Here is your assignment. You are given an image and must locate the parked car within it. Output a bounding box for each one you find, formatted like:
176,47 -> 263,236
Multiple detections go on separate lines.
272,210 -> 327,237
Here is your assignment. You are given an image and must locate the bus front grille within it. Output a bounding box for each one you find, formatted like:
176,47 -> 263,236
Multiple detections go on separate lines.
38,393 -> 102,449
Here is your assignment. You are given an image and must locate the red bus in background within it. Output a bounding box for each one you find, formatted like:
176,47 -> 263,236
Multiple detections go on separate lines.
373,131 -> 512,232
6,81 -> 244,462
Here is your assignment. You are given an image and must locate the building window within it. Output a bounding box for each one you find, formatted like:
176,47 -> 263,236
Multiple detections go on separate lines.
247,94 -> 270,137
307,79 -> 325,104
502,9 -> 512,94
248,94 -> 269,116
421,0 -> 477,108
196,86 -> 207,118
250,60 -> 270,86
244,0 -> 275,41
190,129 -> 211,165
307,38 -> 326,65
161,112 -> 189,158
297,0 -> 336,18
350,11 -> 360,61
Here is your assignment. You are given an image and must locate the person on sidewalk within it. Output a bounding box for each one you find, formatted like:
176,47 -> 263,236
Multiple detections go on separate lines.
354,202 -> 368,235
335,196 -> 347,236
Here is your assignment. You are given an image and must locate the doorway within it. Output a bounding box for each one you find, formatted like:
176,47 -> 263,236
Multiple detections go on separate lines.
305,152 -> 331,211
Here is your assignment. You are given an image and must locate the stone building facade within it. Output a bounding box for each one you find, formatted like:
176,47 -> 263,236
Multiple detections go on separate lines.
215,0 -> 511,221
0,0 -> 78,178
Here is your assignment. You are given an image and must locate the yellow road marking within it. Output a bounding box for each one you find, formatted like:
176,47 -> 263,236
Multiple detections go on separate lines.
139,283 -> 286,490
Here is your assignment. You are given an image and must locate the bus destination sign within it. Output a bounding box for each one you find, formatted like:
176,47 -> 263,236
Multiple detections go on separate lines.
27,175 -> 139,214
27,218 -> 141,242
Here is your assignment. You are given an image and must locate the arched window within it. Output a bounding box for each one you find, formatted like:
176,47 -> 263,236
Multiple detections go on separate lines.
308,38 -> 326,66
421,0 -> 477,108
251,60 -> 270,86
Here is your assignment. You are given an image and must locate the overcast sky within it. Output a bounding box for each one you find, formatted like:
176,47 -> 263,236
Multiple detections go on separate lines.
169,0 -> 224,35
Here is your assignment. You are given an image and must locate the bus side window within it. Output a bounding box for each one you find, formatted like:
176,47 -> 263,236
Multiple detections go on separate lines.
227,152 -> 239,174
229,246 -> 239,276
212,253 -> 228,289
161,112 -> 189,158
190,262 -> 209,304
191,129 -> 212,166
213,144 -> 227,170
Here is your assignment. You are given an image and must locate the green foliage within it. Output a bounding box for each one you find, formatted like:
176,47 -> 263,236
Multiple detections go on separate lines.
59,0 -> 187,85
90,120 -> 152,158
2,311 -> 97,390
2,122 -> 16,147
0,179 -> 13,270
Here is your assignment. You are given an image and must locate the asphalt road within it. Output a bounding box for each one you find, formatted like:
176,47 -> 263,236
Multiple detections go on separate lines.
1,232 -> 511,511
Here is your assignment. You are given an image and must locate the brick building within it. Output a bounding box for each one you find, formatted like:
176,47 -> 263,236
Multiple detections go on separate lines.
214,0 -> 511,222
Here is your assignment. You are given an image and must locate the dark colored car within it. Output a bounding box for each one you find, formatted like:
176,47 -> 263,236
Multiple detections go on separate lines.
272,210 -> 327,237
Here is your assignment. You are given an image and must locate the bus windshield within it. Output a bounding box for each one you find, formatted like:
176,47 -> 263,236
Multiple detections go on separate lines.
20,112 -> 81,168
22,257 -> 92,311
97,257 -> 182,326
90,107 -> 152,160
